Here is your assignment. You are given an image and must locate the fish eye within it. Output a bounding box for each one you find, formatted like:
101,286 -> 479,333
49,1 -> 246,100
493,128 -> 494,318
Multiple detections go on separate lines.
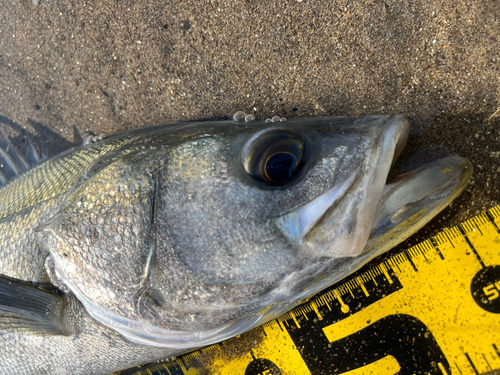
242,129 -> 305,185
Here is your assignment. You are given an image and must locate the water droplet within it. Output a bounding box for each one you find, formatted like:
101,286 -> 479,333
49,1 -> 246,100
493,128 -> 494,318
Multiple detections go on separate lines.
272,116 -> 280,122
245,114 -> 255,122
280,117 -> 287,122
233,111 -> 246,122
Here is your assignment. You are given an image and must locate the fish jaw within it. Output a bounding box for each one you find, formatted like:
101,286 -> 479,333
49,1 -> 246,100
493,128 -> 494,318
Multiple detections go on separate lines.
273,114 -> 471,264
260,124 -> 472,321
364,154 -> 473,256
273,114 -> 411,258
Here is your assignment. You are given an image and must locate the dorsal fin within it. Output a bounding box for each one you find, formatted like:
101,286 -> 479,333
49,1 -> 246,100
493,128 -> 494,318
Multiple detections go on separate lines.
0,116 -> 81,186
0,117 -> 46,185
0,116 -> 134,221
0,140 -> 40,184
0,136 -> 140,221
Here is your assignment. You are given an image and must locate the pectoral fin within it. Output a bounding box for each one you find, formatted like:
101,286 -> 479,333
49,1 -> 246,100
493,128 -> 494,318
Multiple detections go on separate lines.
0,275 -> 69,335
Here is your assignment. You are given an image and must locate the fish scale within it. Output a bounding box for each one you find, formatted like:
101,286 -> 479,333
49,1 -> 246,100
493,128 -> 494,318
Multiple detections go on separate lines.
0,137 -> 139,221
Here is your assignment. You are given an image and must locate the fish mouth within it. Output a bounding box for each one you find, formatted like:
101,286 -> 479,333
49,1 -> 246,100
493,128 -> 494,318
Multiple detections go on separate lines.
364,154 -> 472,256
275,115 -> 472,258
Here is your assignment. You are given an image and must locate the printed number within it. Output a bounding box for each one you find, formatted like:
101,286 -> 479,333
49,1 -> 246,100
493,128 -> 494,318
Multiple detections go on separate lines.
483,281 -> 500,301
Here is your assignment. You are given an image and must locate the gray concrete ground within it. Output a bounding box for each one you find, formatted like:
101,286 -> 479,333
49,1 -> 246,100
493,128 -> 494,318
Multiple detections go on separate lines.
0,0 -> 499,373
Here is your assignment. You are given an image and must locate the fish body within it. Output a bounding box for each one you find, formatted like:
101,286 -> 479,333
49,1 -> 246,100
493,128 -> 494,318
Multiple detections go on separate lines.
0,115 -> 472,374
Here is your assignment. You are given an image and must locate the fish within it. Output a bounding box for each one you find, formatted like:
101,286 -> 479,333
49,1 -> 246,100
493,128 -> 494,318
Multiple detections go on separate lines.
0,114 -> 472,374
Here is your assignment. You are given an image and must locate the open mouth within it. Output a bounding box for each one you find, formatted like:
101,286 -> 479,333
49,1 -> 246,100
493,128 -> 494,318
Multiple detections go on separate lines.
366,153 -> 472,254
274,115 -> 473,257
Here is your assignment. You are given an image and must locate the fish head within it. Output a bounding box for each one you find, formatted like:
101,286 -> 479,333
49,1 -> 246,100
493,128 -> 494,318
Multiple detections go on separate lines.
46,115 -> 471,349
153,115 -> 407,302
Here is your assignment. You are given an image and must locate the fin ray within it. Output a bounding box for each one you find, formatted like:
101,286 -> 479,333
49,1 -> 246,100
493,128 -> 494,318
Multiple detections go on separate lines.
0,146 -> 22,175
0,275 -> 69,335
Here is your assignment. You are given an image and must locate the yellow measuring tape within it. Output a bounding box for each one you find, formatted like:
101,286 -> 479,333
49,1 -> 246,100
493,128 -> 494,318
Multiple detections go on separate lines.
119,205 -> 500,375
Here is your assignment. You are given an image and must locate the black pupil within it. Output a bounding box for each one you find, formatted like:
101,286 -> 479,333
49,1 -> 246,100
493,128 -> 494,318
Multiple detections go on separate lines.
266,153 -> 297,183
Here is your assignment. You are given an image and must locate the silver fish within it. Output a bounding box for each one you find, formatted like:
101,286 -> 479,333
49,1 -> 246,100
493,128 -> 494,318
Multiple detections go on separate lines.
0,114 -> 471,374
